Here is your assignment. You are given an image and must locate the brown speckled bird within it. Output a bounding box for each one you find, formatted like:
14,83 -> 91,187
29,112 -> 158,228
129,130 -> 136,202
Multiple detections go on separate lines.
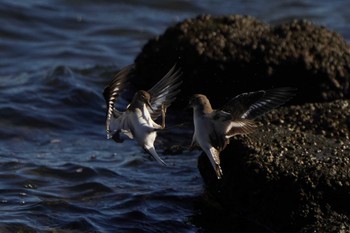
189,88 -> 296,179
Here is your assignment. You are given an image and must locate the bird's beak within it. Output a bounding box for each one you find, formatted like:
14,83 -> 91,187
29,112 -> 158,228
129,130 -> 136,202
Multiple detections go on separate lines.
146,100 -> 154,111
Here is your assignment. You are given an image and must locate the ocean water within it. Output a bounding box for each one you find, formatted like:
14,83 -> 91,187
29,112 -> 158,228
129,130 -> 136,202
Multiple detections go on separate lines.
0,0 -> 349,232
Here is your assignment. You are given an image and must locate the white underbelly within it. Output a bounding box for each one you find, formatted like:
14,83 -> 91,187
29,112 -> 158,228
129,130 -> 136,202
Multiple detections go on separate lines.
194,117 -> 211,149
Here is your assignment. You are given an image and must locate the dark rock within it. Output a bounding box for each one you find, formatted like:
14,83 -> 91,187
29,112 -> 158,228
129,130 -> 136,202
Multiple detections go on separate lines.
133,14 -> 350,233
198,99 -> 350,232
134,15 -> 350,107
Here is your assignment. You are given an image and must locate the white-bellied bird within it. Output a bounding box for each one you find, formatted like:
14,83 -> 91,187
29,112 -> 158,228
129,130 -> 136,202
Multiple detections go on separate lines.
104,64 -> 182,166
189,87 -> 296,179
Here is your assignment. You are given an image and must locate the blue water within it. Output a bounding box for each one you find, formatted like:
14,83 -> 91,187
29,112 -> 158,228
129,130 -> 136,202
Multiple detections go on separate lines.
1,0 -> 350,232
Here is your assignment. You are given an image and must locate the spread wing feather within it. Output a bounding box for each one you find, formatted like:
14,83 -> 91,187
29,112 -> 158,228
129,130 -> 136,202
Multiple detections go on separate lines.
103,64 -> 134,134
226,119 -> 257,137
220,87 -> 296,120
148,65 -> 182,119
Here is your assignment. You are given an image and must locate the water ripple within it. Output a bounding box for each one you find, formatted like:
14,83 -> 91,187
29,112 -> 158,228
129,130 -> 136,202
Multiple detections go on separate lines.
1,0 -> 349,232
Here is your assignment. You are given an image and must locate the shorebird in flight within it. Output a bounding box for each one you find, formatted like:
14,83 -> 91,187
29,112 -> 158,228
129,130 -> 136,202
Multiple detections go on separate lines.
104,64 -> 182,166
189,88 -> 296,179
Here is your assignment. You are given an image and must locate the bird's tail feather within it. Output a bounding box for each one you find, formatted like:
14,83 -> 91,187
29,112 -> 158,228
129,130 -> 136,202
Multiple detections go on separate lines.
208,147 -> 223,179
145,147 -> 167,166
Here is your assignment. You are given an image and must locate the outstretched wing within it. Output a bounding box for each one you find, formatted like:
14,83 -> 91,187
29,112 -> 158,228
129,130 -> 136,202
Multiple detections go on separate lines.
103,64 -> 133,134
147,64 -> 182,119
220,87 -> 296,120
225,119 -> 257,137
209,110 -> 257,150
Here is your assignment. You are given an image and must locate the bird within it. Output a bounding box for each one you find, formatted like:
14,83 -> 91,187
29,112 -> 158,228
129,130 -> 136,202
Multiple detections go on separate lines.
103,64 -> 182,166
188,87 -> 296,179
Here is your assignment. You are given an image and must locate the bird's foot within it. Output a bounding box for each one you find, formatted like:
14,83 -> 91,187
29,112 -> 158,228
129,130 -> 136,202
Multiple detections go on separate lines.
161,104 -> 167,115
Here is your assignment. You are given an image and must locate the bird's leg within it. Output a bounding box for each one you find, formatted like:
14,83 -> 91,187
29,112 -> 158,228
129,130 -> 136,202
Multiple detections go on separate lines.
188,138 -> 197,151
161,104 -> 167,129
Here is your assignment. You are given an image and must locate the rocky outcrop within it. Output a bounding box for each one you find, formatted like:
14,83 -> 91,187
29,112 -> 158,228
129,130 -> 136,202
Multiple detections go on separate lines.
198,100 -> 350,232
133,14 -> 350,232
134,14 -> 350,107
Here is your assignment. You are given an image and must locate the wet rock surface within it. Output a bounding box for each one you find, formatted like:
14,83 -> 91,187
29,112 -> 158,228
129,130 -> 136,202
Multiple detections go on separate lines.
134,14 -> 350,233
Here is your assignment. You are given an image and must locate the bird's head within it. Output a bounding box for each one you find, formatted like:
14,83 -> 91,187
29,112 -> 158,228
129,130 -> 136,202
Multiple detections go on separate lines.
134,90 -> 153,110
188,94 -> 213,113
